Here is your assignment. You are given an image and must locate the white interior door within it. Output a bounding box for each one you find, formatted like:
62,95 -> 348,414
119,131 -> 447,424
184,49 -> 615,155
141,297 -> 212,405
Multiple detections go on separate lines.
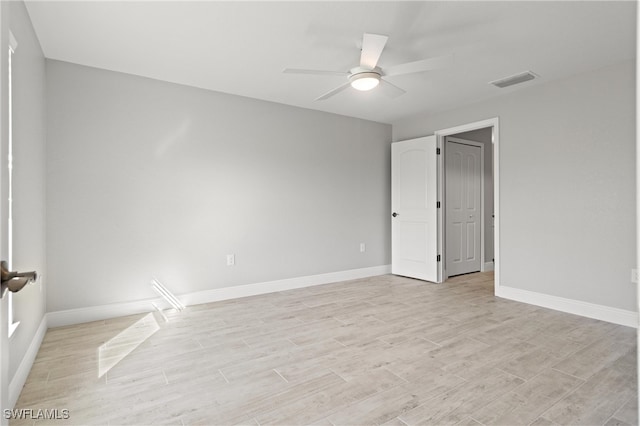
445,140 -> 481,277
0,6 -> 10,417
391,136 -> 439,282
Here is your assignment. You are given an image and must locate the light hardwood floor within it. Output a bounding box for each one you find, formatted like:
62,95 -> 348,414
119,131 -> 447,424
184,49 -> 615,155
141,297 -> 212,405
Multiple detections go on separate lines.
11,272 -> 638,425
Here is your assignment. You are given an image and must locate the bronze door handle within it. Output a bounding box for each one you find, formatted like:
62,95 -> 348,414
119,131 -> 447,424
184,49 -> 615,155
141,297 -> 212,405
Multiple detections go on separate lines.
1,260 -> 37,295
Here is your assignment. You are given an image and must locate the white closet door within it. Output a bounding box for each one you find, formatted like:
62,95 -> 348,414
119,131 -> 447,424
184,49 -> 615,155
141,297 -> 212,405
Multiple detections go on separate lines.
446,141 -> 481,276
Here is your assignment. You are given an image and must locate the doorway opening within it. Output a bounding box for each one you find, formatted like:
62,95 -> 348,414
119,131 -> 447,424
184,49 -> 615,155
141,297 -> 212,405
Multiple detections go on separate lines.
444,136 -> 486,277
435,118 -> 499,293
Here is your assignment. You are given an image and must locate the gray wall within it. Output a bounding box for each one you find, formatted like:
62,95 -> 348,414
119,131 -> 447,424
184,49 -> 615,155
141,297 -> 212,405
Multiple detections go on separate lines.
46,60 -> 392,312
8,0 -> 46,383
394,60 -> 636,312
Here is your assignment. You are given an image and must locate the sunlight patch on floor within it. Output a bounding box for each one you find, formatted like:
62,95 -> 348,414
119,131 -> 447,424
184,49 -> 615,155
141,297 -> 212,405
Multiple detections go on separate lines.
97,313 -> 160,378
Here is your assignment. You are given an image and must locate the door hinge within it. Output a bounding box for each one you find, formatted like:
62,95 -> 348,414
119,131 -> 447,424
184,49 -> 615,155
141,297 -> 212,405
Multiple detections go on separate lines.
437,255 -> 441,262
437,201 -> 441,208
436,147 -> 441,155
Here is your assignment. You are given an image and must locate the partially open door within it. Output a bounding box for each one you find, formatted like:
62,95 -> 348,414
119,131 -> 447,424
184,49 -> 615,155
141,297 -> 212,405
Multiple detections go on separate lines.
0,5 -> 10,417
391,135 -> 440,283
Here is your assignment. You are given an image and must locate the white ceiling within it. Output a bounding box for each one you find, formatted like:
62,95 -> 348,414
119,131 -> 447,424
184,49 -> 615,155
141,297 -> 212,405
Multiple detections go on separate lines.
24,1 -> 636,124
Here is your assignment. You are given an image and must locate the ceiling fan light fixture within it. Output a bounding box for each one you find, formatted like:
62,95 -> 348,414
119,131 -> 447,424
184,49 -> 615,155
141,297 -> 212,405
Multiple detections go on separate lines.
349,72 -> 380,91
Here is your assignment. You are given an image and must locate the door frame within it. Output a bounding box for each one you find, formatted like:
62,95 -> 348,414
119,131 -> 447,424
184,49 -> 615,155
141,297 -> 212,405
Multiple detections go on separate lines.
434,117 -> 500,293
444,137 -> 485,280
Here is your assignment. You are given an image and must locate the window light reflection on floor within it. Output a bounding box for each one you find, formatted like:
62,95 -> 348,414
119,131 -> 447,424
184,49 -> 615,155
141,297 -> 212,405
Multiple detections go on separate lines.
97,313 -> 160,378
97,279 -> 185,378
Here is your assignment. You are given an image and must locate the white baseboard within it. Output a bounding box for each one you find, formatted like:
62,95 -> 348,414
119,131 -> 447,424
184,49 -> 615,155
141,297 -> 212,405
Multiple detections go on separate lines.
47,297 -> 167,328
496,285 -> 638,328
180,264 -> 391,306
9,315 -> 48,408
482,261 -> 495,272
47,265 -> 392,328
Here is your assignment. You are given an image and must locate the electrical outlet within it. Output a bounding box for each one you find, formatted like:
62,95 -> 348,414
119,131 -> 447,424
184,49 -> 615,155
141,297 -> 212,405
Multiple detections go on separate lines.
632,268 -> 638,284
360,243 -> 366,253
226,254 -> 235,266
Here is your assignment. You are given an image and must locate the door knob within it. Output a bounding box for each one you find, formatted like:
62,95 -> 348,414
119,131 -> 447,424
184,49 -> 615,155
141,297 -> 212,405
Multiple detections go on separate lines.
1,261 -> 37,296
392,212 -> 399,217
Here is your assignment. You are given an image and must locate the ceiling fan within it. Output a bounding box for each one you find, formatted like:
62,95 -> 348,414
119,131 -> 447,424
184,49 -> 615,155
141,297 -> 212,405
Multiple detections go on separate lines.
283,33 -> 452,101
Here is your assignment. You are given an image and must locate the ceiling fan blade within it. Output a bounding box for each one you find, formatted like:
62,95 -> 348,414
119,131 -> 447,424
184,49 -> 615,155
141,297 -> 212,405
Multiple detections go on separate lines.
379,79 -> 406,99
384,54 -> 453,77
315,82 -> 351,101
283,68 -> 348,77
360,33 -> 389,70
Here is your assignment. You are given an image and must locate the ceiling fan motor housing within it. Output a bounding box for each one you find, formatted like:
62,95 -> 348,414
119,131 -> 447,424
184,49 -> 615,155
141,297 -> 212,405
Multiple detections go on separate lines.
349,67 -> 382,91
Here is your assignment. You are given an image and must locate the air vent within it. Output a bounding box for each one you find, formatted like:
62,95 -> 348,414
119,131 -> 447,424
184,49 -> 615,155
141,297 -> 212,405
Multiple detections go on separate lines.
490,71 -> 538,88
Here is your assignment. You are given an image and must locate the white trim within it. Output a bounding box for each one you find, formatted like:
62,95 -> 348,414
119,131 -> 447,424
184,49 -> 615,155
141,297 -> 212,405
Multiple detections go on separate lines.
181,265 -> 391,306
9,315 -> 47,408
444,137 -> 485,277
483,261 -> 495,272
435,117 -> 500,293
6,34 -> 15,338
493,120 -> 500,294
47,265 -> 392,328
7,321 -> 18,339
8,31 -> 16,53
496,285 -> 638,328
47,297 -> 167,328
636,1 -> 640,410
436,136 -> 444,283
